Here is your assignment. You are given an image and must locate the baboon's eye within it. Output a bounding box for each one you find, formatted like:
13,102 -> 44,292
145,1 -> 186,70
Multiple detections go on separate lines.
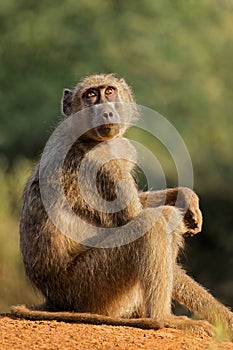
105,87 -> 115,96
86,90 -> 97,98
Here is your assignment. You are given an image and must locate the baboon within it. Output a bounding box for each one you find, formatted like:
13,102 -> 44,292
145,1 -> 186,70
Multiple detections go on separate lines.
11,73 -> 233,339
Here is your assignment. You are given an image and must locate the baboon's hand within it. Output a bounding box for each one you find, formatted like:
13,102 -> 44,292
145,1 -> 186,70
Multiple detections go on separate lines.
139,188 -> 203,236
182,189 -> 203,236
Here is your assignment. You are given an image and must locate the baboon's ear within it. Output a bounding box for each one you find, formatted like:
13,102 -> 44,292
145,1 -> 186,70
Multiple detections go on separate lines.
62,89 -> 73,117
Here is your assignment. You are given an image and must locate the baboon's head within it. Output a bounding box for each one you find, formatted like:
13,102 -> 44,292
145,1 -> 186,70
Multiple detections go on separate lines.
61,74 -> 137,141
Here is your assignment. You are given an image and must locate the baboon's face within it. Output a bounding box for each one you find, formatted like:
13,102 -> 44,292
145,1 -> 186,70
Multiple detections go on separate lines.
81,84 -> 121,141
62,74 -> 136,142
82,85 -> 119,106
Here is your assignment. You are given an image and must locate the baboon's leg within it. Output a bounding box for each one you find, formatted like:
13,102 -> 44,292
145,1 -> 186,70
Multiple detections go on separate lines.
46,207 -> 181,320
173,266 -> 233,334
44,243 -> 139,317
138,209 -> 175,318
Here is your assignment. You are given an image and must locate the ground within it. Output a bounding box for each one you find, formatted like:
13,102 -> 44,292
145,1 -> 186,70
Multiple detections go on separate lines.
0,315 -> 233,350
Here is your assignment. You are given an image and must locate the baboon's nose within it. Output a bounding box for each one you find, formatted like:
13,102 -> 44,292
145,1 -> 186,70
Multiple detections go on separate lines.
103,112 -> 114,119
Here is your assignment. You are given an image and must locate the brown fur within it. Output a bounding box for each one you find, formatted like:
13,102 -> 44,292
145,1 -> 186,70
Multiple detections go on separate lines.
11,74 -> 233,340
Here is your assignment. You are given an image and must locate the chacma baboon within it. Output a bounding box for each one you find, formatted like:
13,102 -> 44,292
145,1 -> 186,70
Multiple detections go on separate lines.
11,73 -> 233,340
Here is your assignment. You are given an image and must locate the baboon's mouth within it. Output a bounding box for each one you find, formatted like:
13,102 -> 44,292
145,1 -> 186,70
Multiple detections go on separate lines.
97,124 -> 119,136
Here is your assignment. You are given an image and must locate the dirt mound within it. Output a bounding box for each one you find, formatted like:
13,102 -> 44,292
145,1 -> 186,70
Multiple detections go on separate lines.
0,315 -> 233,350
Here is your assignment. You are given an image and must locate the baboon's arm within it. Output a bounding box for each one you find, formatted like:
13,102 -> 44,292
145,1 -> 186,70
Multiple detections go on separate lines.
139,187 -> 202,235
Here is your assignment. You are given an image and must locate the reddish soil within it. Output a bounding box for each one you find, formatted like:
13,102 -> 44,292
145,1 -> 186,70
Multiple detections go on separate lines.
0,315 -> 233,350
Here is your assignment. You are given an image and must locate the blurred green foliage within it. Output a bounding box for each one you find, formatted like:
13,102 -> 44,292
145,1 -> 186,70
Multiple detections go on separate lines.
0,0 -> 232,312
0,160 -> 42,310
